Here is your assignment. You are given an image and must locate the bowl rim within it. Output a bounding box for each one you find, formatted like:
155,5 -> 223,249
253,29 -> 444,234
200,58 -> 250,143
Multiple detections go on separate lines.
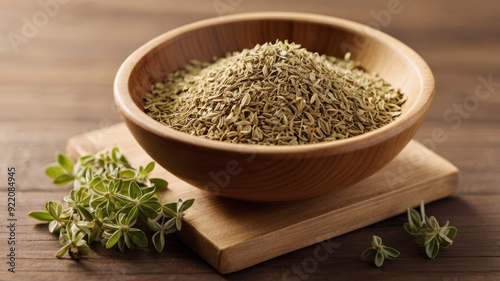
114,12 -> 435,155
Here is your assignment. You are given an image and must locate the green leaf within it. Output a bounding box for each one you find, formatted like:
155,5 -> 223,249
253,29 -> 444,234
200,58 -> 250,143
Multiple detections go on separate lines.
28,211 -> 54,222
103,220 -> 120,231
59,231 -> 69,245
407,207 -> 422,230
445,226 -> 457,240
403,223 -> 416,234
111,147 -> 120,162
129,181 -> 142,199
440,226 -> 457,248
53,174 -> 75,185
120,169 -> 136,179
123,232 -> 133,249
78,206 -> 94,222
424,233 -> 435,245
57,154 -> 73,173
106,230 -> 123,249
119,155 -> 130,166
78,243 -> 90,255
143,189 -> 160,201
45,201 -> 62,219
129,207 -> 140,222
45,165 -> 65,179
131,231 -> 148,247
164,218 -> 176,229
79,154 -> 95,165
361,248 -> 375,260
439,233 -> 453,246
150,178 -> 168,191
429,216 -> 439,230
117,237 -> 125,252
425,238 -> 440,258
144,162 -> 155,175
374,251 -> 384,267
139,203 -> 161,220
90,177 -> 104,190
152,231 -> 165,252
382,247 -> 400,259
89,196 -> 105,211
163,203 -> 177,217
424,215 -> 433,229
125,209 -> 138,225
74,221 -> 94,236
114,193 -> 133,205
48,220 -> 61,233
88,227 -> 99,245
372,235 -> 382,247
147,218 -> 161,232
179,199 -> 195,213
55,244 -> 71,258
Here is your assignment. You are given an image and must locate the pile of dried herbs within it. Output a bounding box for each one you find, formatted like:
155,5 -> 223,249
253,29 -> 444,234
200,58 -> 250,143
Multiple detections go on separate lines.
145,40 -> 406,145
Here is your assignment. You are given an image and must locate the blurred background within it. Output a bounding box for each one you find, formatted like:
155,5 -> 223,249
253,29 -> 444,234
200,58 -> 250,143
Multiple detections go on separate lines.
1,0 -> 498,280
1,0 -> 498,189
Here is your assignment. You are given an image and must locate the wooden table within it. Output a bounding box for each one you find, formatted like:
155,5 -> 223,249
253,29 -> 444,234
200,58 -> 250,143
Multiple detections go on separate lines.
1,0 -> 499,280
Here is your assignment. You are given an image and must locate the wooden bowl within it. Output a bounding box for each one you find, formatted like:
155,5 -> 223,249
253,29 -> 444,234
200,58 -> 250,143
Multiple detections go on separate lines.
114,12 -> 434,203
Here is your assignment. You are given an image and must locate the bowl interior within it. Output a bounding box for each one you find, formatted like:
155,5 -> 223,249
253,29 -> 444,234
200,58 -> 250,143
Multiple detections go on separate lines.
127,15 -> 423,122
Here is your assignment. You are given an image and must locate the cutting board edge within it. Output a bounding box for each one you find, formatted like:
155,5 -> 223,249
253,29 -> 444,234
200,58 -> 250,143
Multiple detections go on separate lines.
213,168 -> 458,273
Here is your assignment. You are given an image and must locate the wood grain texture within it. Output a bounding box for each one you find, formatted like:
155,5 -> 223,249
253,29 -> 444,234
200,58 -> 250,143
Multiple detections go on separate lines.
1,0 -> 499,280
114,12 -> 435,202
66,122 -> 458,273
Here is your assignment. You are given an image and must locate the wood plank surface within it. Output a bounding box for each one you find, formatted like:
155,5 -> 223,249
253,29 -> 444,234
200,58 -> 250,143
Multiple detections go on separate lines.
66,123 -> 458,273
1,0 -> 499,280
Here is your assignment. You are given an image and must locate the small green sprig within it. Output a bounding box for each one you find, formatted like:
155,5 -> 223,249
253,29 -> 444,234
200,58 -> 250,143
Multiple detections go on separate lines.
361,235 -> 400,267
147,198 -> 195,252
57,224 -> 90,258
404,200 -> 457,258
28,147 -> 194,258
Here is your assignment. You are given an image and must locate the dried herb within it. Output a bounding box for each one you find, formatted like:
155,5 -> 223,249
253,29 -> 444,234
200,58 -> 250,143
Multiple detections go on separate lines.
145,40 -> 406,145
28,147 -> 194,258
361,235 -> 400,267
404,200 -> 457,258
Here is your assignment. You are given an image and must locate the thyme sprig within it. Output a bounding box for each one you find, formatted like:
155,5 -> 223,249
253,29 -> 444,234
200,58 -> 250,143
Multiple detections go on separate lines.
361,235 -> 400,267
404,200 -> 457,258
28,147 -> 194,258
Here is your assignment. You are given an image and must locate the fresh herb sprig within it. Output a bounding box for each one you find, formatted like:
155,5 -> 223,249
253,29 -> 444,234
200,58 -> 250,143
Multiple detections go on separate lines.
404,200 -> 457,258
361,235 -> 400,267
28,147 -> 194,258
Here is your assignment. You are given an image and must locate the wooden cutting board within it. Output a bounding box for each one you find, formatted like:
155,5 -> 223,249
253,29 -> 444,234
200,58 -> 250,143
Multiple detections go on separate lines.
66,123 -> 458,274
